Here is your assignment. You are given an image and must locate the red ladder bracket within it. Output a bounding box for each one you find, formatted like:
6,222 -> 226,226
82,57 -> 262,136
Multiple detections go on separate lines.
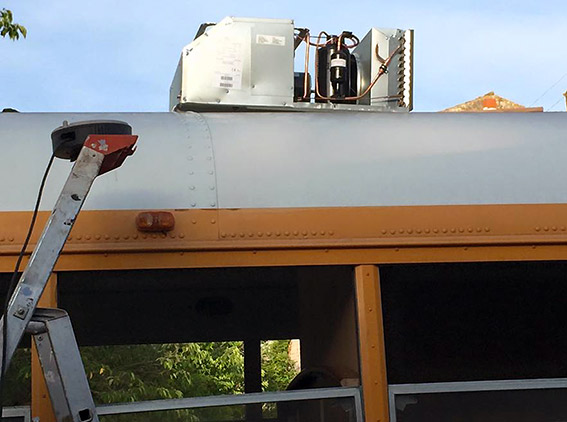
84,134 -> 138,175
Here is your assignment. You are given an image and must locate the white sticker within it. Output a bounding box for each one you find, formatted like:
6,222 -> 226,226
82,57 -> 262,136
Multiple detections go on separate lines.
213,41 -> 243,90
256,34 -> 286,46
330,58 -> 347,68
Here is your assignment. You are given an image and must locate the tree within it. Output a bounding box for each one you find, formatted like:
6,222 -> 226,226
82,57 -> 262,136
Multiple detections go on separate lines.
3,340 -> 299,418
1,8 -> 26,40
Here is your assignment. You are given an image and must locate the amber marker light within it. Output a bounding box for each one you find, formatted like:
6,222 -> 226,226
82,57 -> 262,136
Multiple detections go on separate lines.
135,211 -> 175,232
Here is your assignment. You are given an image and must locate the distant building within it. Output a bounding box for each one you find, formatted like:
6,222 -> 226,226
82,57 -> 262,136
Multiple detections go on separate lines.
442,91 -> 543,113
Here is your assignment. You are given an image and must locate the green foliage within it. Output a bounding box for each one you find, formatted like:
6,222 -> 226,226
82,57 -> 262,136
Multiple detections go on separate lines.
1,8 -> 27,40
2,340 -> 299,421
1,348 -> 31,406
261,340 -> 298,392
159,342 -> 245,397
81,342 -> 245,403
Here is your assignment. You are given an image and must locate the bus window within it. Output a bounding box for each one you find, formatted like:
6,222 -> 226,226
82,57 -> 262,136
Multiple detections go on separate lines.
380,261 -> 567,384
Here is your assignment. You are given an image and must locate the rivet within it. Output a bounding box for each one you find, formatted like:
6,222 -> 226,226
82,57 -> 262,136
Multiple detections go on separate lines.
325,249 -> 329,253
395,248 -> 400,252
443,228 -> 449,233
169,233 -> 176,238
267,232 -> 272,236
248,232 -> 254,237
329,230 -> 334,236
458,228 -> 464,233
561,226 -> 566,231
390,230 -> 396,235
142,234 -> 148,239
407,229 -> 413,234
211,219 -> 216,224
188,156 -> 194,161
381,230 -> 387,234
191,202 -> 197,207
207,156 -> 212,161
180,252 -> 184,256
210,202 -> 216,207
208,170 -> 214,175
433,229 -> 439,233
552,226 -> 557,231
76,235 -> 82,240
189,171 -> 194,175
95,234 -> 101,240
276,231 -> 281,236
252,251 -> 257,254
133,234 -> 138,239
85,235 -> 92,240
399,229 -> 405,234
484,227 -> 490,232
311,231 -> 317,236
302,231 -> 307,236
160,233 -> 166,238
104,253 -> 108,257
320,230 -> 326,235
532,245 -> 537,249
114,235 -> 120,240
123,235 -> 129,240
210,186 -> 215,190
258,232 -> 263,237
179,233 -> 185,239
467,228 -> 473,233
67,236 -> 72,241
544,226 -> 549,232
368,307 -> 373,312
189,186 -> 195,190
284,231 -> 290,236
425,229 -> 430,234
416,229 -> 422,234
240,232 -> 245,237
105,234 -> 110,240
293,231 -> 299,236
192,220 -> 197,224
464,247 -> 468,251
231,233 -> 237,238
221,232 -> 227,238
152,234 -> 158,239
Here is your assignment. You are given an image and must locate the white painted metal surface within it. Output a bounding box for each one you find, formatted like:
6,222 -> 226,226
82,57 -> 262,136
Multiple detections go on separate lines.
171,17 -> 295,111
1,111 -> 567,211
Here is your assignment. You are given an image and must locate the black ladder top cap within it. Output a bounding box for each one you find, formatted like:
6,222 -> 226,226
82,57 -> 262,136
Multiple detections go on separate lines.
51,120 -> 132,160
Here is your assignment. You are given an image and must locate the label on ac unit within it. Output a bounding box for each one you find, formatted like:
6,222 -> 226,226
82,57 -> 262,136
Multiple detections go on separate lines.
256,34 -> 286,46
330,58 -> 347,68
213,40 -> 243,90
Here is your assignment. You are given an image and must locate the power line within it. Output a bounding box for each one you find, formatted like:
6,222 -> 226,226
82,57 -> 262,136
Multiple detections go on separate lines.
529,72 -> 567,107
547,96 -> 565,111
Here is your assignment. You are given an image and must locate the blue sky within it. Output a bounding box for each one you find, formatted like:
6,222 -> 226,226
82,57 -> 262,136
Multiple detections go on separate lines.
1,0 -> 566,112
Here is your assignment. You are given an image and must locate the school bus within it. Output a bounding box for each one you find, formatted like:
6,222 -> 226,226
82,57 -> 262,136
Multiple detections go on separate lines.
1,108 -> 567,422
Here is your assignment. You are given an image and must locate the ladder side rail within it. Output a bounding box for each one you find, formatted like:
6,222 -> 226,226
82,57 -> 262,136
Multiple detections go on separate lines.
0,146 -> 103,377
0,132 -> 137,380
30,309 -> 98,422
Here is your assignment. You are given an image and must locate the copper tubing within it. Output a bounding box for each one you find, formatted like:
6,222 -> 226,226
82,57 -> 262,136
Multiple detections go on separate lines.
302,32 -> 310,100
343,45 -> 401,101
337,33 -> 359,51
309,31 -> 332,47
315,33 -> 401,102
304,30 -> 395,102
